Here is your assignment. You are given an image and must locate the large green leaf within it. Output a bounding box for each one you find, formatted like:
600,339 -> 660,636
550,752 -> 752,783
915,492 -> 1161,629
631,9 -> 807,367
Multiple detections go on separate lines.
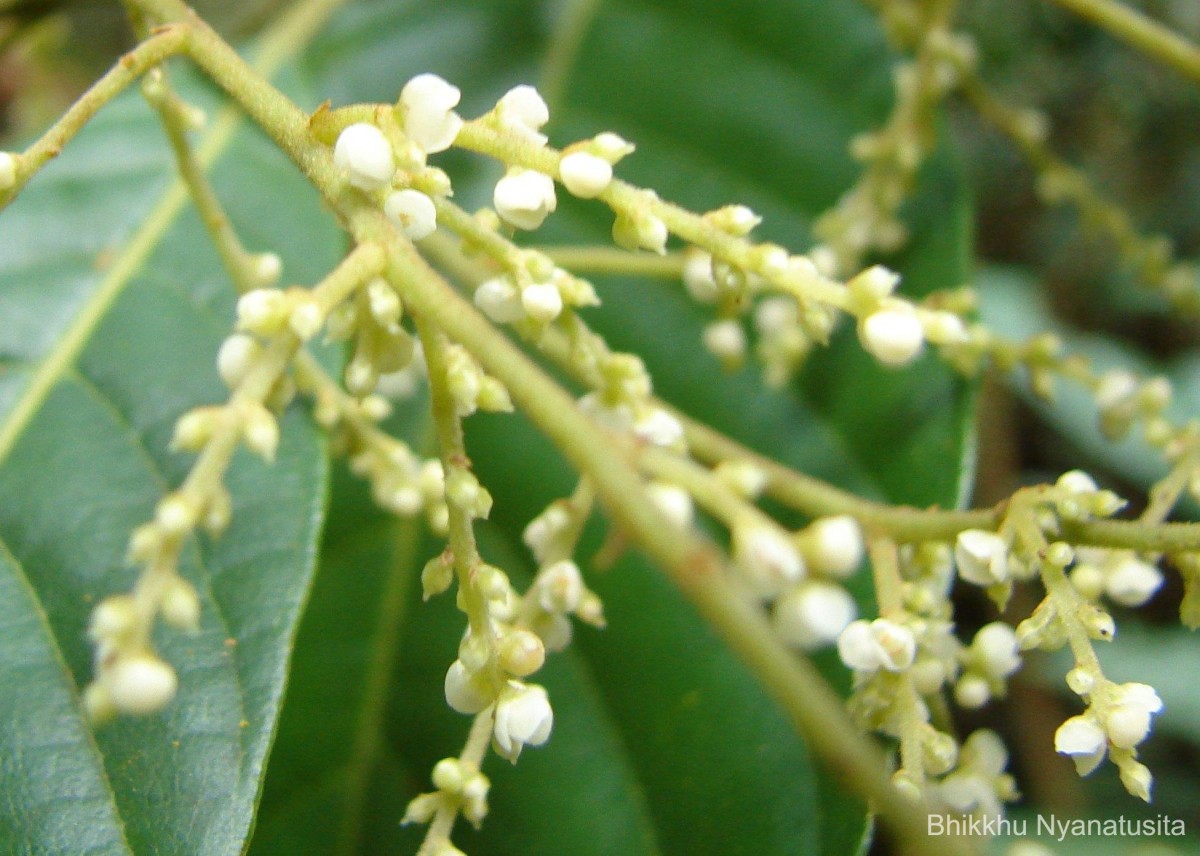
253,1 -> 973,855
0,56 -> 338,855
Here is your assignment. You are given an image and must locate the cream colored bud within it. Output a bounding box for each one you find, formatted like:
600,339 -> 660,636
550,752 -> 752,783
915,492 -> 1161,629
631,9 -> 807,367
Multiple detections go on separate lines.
170,407 -> 220,452
333,122 -> 394,190
217,334 -> 262,388
250,252 -> 282,287
801,516 -> 864,577
288,297 -> 323,341
89,595 -> 138,643
156,494 -> 197,536
475,276 -> 524,324
858,305 -> 925,366
385,189 -> 438,240
494,168 -> 557,230
241,403 -> 280,461
105,655 -> 178,715
161,577 -> 201,631
444,659 -> 493,714
558,151 -> 613,198
498,629 -> 546,677
521,281 -> 563,323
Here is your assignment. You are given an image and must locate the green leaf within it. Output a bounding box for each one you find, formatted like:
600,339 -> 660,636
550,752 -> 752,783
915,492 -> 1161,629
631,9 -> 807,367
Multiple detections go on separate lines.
254,1 -> 972,854
0,60 -> 338,854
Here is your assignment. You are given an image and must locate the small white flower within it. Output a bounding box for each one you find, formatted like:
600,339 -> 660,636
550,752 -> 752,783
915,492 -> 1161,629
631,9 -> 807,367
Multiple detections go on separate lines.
848,264 -> 901,301
104,655 -> 178,715
1104,555 -> 1162,607
802,516 -> 864,577
161,578 -> 201,631
494,169 -> 557,230
535,560 -> 585,614
858,304 -> 925,366
333,123 -> 395,191
400,73 -> 463,154
577,392 -> 634,433
384,189 -> 438,240
1056,469 -> 1098,495
520,281 -> 563,323
493,681 -> 554,762
733,523 -> 805,596
496,85 -> 550,144
558,151 -> 613,198
1094,369 -> 1138,411
682,249 -> 718,303
837,618 -> 916,672
773,581 -> 856,650
1054,713 -> 1107,775
703,319 -> 747,364
523,504 -> 571,564
1104,682 -> 1163,749
633,408 -> 684,449
444,659 -> 493,714
236,289 -> 289,335
972,622 -> 1021,678
474,276 -> 524,324
954,529 -> 1010,587
713,460 -> 767,499
645,481 -> 694,529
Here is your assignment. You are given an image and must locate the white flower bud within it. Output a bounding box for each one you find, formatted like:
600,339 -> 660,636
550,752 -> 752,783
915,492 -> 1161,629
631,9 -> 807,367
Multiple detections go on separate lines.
733,523 -> 804,597
954,674 -> 991,709
401,792 -> 441,825
241,403 -> 280,462
156,494 -> 197,536
250,252 -> 282,287
1104,555 -> 1162,607
848,264 -> 901,301
217,333 -> 262,389
498,629 -> 546,677
83,682 -> 117,724
161,577 -> 201,631
837,618 -> 916,672
474,276 -> 524,324
713,460 -> 767,499
0,151 -> 16,190
496,85 -> 549,144
89,595 -> 138,643
492,681 -> 554,762
105,655 -> 178,715
536,560 -> 585,614
520,281 -> 563,323
1120,759 -> 1153,802
400,74 -> 463,154
287,296 -> 323,341
236,289 -> 289,335
633,408 -> 684,449
333,123 -> 394,191
385,189 -> 437,240
954,529 -> 1010,587
773,581 -> 856,650
170,407 -> 219,452
858,305 -> 925,366
682,249 -> 718,303
920,310 -> 968,345
1104,683 -> 1162,749
801,516 -> 864,578
1066,667 -> 1095,695
1057,469 -> 1098,495
973,621 -> 1021,678
494,169 -> 557,230
1095,369 -> 1138,410
591,132 -> 635,163
645,481 -> 694,529
421,553 -> 453,600
708,204 -> 760,236
444,659 -> 493,714
1054,714 -> 1107,774
558,151 -> 613,198
703,320 -> 747,364
432,758 -> 466,793
523,505 -> 570,564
